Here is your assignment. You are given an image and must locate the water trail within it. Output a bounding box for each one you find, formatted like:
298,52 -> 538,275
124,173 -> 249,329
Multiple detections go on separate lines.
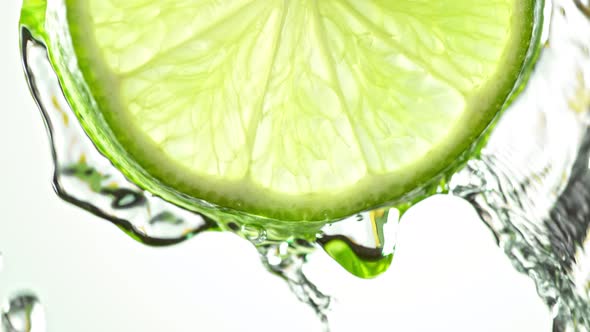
258,242 -> 332,331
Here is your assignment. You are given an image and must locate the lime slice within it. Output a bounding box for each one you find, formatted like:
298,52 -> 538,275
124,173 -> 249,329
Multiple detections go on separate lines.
62,0 -> 537,221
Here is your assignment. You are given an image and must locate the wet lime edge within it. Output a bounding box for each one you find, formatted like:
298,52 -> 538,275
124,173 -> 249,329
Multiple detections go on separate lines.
323,238 -> 394,279
21,0 -> 542,232
69,0 -> 541,222
20,0 -> 47,40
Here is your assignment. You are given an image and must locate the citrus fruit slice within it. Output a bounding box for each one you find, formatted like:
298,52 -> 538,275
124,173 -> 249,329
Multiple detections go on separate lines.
59,0 -> 538,221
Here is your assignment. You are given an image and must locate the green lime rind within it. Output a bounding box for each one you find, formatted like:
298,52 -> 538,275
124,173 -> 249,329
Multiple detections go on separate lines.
19,0 -> 47,40
20,0 -> 329,237
25,0 -> 542,224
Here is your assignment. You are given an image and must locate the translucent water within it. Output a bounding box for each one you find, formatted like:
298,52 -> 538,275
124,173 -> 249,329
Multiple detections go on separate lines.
259,244 -> 331,331
450,1 -> 590,330
1,294 -> 45,332
15,0 -> 590,331
20,28 -> 397,329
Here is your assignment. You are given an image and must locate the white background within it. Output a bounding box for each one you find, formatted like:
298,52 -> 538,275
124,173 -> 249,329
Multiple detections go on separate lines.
0,1 -> 552,331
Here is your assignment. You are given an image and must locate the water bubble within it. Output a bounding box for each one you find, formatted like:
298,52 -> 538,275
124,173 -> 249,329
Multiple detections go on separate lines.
1,294 -> 45,332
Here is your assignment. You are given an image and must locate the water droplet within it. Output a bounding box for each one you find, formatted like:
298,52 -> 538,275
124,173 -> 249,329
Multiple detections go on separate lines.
318,208 -> 399,278
241,224 -> 267,245
1,294 -> 45,332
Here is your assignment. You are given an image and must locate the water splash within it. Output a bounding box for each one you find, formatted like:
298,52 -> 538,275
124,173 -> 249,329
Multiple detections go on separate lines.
451,1 -> 590,330
259,243 -> 332,331
20,27 -> 217,247
18,0 -> 590,331
19,23 -> 400,331
1,294 -> 45,332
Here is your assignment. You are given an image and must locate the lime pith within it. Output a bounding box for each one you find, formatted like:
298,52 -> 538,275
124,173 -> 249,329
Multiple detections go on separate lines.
60,0 -> 537,221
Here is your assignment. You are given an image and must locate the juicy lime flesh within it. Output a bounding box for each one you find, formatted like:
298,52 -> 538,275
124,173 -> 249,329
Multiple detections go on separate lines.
65,0 -> 535,221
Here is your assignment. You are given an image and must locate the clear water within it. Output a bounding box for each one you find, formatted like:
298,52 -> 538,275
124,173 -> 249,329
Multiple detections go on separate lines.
11,0 -> 590,331
451,1 -> 590,330
1,294 -> 45,332
19,27 -> 396,330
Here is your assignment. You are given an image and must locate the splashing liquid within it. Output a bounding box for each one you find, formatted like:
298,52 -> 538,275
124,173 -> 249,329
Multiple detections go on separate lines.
15,0 -> 590,331
19,17 -> 398,330
1,294 -> 45,332
451,1 -> 590,330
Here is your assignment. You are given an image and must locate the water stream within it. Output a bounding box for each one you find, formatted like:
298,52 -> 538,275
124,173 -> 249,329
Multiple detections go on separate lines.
450,1 -> 590,330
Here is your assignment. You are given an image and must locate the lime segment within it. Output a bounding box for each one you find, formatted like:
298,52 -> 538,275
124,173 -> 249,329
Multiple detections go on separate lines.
65,0 -> 537,221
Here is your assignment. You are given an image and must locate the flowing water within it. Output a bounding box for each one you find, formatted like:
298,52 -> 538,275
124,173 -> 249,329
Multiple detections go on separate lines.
8,0 -> 590,331
451,1 -> 590,330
